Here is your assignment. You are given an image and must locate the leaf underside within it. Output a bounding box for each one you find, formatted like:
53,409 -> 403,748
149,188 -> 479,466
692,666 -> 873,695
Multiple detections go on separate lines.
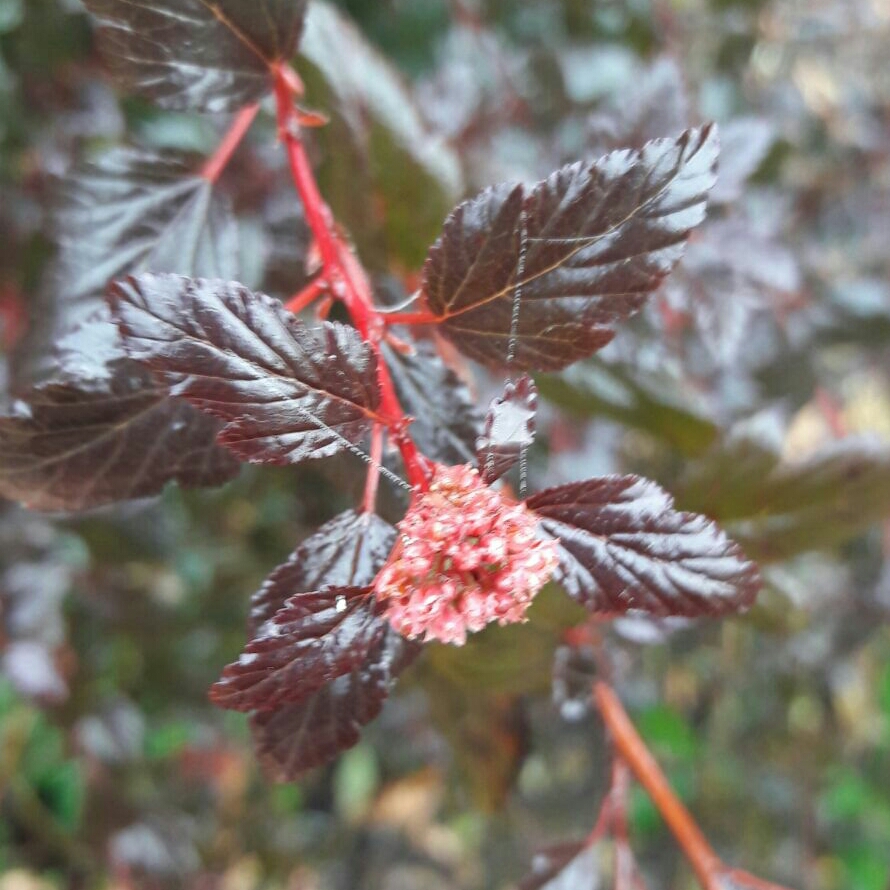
83,0 -> 308,112
383,336 -> 482,465
0,365 -> 238,512
108,274 -> 383,466
423,125 -> 719,371
477,374 -> 537,484
527,475 -> 761,617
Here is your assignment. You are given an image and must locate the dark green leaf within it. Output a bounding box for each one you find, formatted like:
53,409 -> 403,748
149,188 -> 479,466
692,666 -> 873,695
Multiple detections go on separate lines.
296,2 -> 462,269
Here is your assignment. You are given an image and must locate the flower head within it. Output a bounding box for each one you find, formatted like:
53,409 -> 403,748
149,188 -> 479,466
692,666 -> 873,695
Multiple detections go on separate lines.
373,464 -> 559,645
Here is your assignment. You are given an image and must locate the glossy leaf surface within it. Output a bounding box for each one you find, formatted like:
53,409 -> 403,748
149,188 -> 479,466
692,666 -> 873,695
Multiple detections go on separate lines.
527,475 -> 761,616
17,149 -> 239,380
83,0 -> 308,112
423,126 -> 718,370
477,375 -> 537,483
234,509 -> 419,778
249,510 -> 397,633
250,628 -> 419,780
109,274 -> 383,465
210,586 -> 387,712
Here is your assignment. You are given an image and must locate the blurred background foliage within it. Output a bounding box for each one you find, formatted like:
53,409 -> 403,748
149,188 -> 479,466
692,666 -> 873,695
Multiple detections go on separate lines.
1,0 -> 890,888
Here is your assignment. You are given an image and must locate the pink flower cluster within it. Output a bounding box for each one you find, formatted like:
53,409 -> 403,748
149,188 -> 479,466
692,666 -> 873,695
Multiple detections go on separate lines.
373,464 -> 559,645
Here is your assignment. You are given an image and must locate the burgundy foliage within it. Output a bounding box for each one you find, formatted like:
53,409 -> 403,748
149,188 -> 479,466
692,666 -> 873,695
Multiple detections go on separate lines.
1,0 -> 763,790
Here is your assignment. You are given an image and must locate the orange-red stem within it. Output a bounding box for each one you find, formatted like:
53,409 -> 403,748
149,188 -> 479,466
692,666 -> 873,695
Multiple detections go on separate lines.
593,681 -> 795,890
273,67 -> 431,490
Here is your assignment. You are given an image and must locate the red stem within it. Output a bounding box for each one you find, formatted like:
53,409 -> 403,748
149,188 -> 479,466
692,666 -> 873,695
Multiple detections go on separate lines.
362,425 -> 384,514
382,310 -> 438,326
593,681 -> 795,890
285,276 -> 328,314
273,67 -> 431,490
201,103 -> 261,184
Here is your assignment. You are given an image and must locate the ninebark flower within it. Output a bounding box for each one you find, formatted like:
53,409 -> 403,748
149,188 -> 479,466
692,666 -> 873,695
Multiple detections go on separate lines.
373,464 -> 559,645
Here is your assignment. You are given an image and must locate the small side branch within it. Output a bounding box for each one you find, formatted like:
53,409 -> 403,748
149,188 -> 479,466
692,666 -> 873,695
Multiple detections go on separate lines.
593,680 -> 795,890
201,103 -> 261,184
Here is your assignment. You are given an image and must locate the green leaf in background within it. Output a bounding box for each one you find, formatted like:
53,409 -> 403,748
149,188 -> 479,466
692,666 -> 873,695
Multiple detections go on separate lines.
537,358 -> 719,458
675,436 -> 890,562
297,1 -> 463,270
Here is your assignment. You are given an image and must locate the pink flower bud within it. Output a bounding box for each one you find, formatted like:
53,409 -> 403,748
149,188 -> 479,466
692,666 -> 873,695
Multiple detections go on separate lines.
373,464 -> 559,645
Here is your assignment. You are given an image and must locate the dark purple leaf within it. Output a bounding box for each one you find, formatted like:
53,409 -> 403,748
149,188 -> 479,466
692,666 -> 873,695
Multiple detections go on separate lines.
249,509 -> 396,633
234,507 -> 420,778
108,274 -> 384,466
383,337 -> 482,465
210,586 -> 389,713
519,841 -> 608,890
250,627 -> 420,780
527,475 -> 761,617
422,126 -> 718,371
0,365 -> 238,512
83,0 -> 308,112
477,374 -> 536,483
14,149 -> 239,384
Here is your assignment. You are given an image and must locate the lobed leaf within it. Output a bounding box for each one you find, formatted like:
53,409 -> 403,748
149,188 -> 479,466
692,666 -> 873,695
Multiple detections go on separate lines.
83,0 -> 308,112
224,509 -> 420,778
382,337 -> 482,465
422,125 -> 719,371
209,586 -> 388,713
527,475 -> 761,617
477,374 -> 537,483
249,510 -> 397,633
0,364 -> 238,512
108,274 -> 384,466
250,627 -> 419,780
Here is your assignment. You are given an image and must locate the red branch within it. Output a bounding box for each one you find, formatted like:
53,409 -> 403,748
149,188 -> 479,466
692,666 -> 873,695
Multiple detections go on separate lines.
285,276 -> 328,314
201,103 -> 261,184
362,424 -> 384,514
381,310 -> 438,326
272,65 -> 431,490
593,681 -> 796,890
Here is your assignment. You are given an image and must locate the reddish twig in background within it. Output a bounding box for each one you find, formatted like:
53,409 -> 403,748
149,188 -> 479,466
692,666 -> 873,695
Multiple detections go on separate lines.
285,276 -> 328,314
200,103 -> 261,184
593,681 -> 796,890
272,64 -> 431,490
